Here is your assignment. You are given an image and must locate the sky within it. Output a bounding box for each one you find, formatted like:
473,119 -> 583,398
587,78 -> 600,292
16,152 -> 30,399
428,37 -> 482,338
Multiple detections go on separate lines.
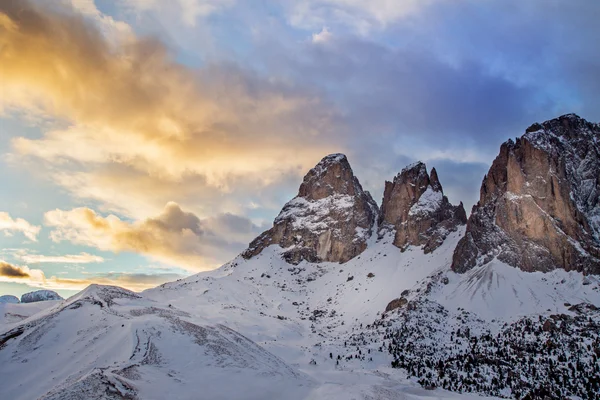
1,0 -> 599,298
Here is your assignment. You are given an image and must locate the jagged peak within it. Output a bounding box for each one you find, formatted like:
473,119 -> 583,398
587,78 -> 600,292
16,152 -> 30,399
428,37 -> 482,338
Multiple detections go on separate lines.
305,153 -> 349,177
380,161 -> 466,253
524,113 -> 598,140
298,153 -> 366,201
453,113 -> 600,275
243,152 -> 378,263
318,152 -> 347,164
395,161 -> 427,181
429,167 -> 443,193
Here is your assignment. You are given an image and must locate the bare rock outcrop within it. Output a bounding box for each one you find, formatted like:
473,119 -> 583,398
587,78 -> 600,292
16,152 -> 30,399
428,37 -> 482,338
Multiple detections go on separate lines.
379,162 -> 467,253
242,154 -> 378,264
452,114 -> 600,274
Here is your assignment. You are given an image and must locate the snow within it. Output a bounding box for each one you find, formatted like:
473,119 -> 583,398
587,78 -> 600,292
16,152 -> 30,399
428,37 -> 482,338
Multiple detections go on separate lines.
20,289 -> 63,303
274,193 -> 369,243
276,194 -> 356,233
0,300 -> 60,325
400,162 -> 426,175
0,295 -> 19,304
408,187 -> 443,216
1,220 -> 597,399
308,153 -> 347,178
429,259 -> 600,323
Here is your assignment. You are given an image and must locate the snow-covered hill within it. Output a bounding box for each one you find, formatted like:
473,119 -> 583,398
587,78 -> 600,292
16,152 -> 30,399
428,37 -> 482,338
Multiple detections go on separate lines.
0,285 -> 311,400
0,294 -> 20,304
20,289 -> 63,303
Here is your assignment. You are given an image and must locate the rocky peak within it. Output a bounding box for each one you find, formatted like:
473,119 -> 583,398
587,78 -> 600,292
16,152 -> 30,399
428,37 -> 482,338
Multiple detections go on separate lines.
452,114 -> 600,274
297,153 -> 358,200
243,154 -> 378,264
379,162 -> 467,253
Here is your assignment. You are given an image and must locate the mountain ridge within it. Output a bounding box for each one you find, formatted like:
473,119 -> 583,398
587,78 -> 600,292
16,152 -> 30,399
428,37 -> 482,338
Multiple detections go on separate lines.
1,113 -> 599,400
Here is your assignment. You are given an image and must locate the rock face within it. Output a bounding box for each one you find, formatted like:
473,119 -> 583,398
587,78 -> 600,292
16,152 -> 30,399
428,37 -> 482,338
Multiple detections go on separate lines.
20,290 -> 63,303
243,154 -> 379,264
379,162 -> 467,253
452,114 -> 600,274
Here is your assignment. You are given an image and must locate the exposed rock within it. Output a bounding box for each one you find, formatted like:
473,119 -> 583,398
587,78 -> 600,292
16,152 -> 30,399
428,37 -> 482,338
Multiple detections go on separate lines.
242,154 -> 378,264
568,302 -> 599,314
379,162 -> 466,253
452,114 -> 600,275
385,297 -> 408,312
20,290 -> 63,303
542,319 -> 556,332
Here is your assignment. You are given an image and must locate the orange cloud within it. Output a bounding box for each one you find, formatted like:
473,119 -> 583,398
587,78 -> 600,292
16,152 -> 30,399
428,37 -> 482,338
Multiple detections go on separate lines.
0,258 -> 183,292
1,0 -> 340,220
44,202 -> 262,271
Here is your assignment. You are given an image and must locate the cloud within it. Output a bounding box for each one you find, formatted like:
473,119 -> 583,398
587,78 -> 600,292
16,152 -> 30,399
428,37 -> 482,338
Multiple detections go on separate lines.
119,0 -> 235,27
287,0 -> 436,34
0,212 -> 41,241
0,261 -> 30,278
15,252 -> 104,264
312,27 -> 332,43
44,202 -> 263,271
0,259 -> 184,291
1,0 -> 341,218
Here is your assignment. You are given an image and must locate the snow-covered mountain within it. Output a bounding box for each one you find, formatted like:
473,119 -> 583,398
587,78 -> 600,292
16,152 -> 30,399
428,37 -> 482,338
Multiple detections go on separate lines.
0,295 -> 20,304
20,289 -> 63,303
453,113 -> 600,274
1,114 -> 598,399
379,161 -> 466,253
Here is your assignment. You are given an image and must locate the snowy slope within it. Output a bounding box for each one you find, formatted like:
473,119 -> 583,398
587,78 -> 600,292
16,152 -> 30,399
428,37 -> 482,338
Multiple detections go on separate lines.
0,285 -> 311,400
430,259 -> 600,321
144,228 -> 463,359
2,224 -> 598,398
143,225 -> 599,398
0,300 -> 60,325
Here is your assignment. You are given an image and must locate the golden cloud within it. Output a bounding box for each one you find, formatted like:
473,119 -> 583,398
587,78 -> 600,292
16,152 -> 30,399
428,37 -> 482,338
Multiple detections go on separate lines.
0,258 -> 183,292
44,202 -> 261,271
0,212 -> 41,242
1,0 -> 340,219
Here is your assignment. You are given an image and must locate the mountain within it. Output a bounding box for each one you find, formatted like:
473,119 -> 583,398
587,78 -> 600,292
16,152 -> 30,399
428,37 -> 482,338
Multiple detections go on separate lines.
243,154 -> 378,264
1,115 -> 599,400
0,285 -> 311,400
0,298 -> 60,325
379,162 -> 467,253
20,289 -> 64,303
0,295 -> 19,304
452,114 -> 600,274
